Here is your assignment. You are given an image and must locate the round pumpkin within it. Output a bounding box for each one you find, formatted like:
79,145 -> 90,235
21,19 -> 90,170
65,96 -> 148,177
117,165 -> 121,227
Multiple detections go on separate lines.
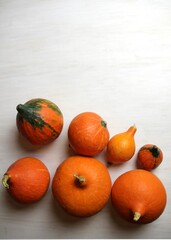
2,157 -> 50,204
68,112 -> 110,156
137,144 -> 163,171
16,98 -> 63,145
52,156 -> 112,217
111,169 -> 167,224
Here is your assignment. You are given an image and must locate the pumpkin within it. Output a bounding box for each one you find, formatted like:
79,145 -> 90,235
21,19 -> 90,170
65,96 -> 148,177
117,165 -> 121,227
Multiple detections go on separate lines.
52,156 -> 112,217
111,169 -> 167,224
107,125 -> 136,164
137,144 -> 163,171
16,98 -> 63,145
68,112 -> 110,156
2,157 -> 50,204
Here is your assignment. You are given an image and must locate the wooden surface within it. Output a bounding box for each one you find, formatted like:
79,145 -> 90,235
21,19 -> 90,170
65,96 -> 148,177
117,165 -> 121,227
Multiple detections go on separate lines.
0,0 -> 171,238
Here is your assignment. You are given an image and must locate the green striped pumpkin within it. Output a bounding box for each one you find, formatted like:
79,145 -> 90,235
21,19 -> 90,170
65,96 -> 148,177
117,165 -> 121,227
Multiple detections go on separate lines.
16,98 -> 63,145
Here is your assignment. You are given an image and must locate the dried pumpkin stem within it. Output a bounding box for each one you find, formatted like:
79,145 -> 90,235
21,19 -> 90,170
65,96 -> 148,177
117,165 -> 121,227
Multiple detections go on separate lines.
2,174 -> 10,189
133,212 -> 141,221
74,174 -> 86,187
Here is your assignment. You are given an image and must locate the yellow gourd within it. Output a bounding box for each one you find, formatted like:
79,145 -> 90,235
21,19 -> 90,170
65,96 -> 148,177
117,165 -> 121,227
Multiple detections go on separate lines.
107,125 -> 137,164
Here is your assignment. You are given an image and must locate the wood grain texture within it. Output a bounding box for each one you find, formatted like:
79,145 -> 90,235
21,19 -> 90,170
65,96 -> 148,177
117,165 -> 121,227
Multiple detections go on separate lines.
0,0 -> 171,238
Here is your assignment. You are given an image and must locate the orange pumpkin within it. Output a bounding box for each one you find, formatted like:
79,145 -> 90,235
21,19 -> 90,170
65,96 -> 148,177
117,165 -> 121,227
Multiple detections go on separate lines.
137,144 -> 163,171
68,112 -> 110,156
111,169 -> 167,224
107,125 -> 137,164
52,156 -> 112,217
2,157 -> 50,204
16,98 -> 63,145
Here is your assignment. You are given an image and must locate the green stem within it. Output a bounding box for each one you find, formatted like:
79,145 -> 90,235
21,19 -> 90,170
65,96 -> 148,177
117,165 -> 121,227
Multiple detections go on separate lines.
101,120 -> 107,128
149,145 -> 160,158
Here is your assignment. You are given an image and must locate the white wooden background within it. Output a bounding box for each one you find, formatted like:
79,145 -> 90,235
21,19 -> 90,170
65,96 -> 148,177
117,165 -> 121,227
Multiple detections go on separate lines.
0,0 -> 171,238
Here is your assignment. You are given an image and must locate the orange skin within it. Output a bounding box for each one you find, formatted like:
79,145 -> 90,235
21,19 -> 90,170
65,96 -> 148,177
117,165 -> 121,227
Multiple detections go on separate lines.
2,157 -> 50,204
137,144 -> 163,171
16,98 -> 63,145
68,112 -> 110,156
111,170 -> 167,224
52,156 -> 112,217
107,125 -> 137,164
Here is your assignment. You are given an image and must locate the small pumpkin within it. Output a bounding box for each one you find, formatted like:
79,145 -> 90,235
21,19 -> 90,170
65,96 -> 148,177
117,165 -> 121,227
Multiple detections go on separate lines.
111,169 -> 167,224
16,98 -> 63,145
107,125 -> 137,164
68,112 -> 110,156
137,144 -> 163,171
2,157 -> 50,204
52,156 -> 112,217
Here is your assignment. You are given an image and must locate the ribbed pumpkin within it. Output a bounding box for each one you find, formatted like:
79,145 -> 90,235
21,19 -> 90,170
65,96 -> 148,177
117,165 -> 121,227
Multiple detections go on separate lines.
16,98 -> 63,145
68,112 -> 110,156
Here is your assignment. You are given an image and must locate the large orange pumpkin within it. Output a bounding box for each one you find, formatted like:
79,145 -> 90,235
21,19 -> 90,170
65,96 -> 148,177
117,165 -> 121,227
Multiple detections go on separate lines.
16,98 -> 63,145
2,157 -> 50,204
52,156 -> 112,217
68,112 -> 110,156
111,169 -> 167,224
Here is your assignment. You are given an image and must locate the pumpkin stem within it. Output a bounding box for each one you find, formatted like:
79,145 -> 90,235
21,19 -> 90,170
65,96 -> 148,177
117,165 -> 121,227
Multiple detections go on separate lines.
16,104 -> 31,115
127,124 -> 137,136
101,120 -> 107,128
2,174 -> 10,189
149,145 -> 160,158
74,174 -> 86,187
133,212 -> 141,221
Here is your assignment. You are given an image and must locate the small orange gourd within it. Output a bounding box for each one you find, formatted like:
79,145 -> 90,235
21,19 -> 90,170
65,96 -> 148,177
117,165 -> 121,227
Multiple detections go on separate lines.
111,169 -> 167,224
68,112 -> 110,156
2,157 -> 50,204
107,125 -> 137,164
16,98 -> 63,145
52,156 -> 112,217
137,144 -> 163,171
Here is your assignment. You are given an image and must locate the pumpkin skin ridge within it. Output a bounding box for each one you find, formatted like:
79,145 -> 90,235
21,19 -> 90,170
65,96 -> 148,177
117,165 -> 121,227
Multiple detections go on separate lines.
17,117 -> 61,145
17,104 -> 60,136
68,112 -> 109,156
26,98 -> 62,116
92,127 -> 109,152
